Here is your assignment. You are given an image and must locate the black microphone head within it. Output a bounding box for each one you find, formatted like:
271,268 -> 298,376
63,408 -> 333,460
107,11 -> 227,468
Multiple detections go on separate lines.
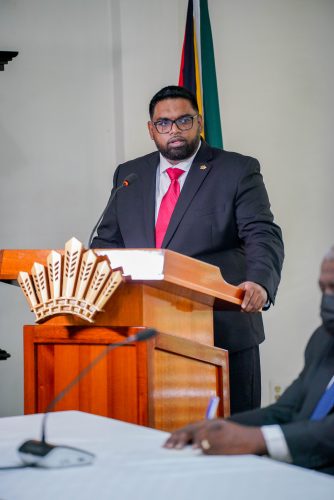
122,173 -> 138,187
135,328 -> 157,341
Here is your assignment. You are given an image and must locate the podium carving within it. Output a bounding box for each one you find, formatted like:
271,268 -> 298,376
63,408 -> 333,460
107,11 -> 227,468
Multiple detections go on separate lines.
0,242 -> 243,432
17,238 -> 123,323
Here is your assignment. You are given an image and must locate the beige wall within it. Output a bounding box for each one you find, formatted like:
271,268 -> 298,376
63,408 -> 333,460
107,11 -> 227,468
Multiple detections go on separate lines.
0,0 -> 333,415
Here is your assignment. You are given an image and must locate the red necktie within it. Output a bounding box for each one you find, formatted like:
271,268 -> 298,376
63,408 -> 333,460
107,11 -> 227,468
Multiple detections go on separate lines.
155,167 -> 185,248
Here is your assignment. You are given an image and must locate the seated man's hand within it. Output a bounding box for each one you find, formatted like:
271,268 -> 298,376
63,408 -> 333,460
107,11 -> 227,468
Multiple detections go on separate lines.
163,420 -> 207,449
163,419 -> 267,456
195,420 -> 267,455
239,281 -> 268,312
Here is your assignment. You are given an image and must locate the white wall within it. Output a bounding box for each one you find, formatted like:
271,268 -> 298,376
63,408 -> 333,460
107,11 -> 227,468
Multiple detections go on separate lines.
211,0 -> 334,401
0,0 -> 333,416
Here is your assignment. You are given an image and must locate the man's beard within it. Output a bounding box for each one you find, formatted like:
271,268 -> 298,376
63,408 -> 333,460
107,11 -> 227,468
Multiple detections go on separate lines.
155,135 -> 200,162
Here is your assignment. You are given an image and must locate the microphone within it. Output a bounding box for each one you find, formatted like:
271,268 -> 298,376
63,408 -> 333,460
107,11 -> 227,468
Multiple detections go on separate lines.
87,172 -> 138,248
17,328 -> 157,468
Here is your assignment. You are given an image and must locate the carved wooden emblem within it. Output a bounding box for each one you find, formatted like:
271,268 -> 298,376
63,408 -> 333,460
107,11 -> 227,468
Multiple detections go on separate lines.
17,237 -> 123,323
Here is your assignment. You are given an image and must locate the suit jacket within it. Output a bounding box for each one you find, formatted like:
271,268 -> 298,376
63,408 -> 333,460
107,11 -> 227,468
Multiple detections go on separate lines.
231,326 -> 334,474
91,141 -> 284,352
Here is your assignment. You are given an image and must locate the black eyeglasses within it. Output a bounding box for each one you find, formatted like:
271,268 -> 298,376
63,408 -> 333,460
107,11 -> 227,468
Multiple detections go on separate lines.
153,115 -> 198,134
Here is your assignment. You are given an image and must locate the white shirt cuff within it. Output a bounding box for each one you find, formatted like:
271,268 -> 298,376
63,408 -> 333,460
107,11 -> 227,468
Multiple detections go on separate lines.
261,425 -> 292,463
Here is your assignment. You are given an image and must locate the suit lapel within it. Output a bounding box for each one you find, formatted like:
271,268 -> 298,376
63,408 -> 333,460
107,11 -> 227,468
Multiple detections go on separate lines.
141,152 -> 159,247
162,142 -> 214,248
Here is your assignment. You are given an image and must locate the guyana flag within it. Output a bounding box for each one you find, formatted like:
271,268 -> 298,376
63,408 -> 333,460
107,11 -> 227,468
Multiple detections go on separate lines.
179,0 -> 223,148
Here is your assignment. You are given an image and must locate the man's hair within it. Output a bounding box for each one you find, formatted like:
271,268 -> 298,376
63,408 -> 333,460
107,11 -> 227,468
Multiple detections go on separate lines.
149,86 -> 199,118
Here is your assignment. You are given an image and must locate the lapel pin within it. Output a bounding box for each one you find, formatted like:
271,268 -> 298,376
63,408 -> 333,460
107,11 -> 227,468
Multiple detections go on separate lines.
199,165 -> 207,170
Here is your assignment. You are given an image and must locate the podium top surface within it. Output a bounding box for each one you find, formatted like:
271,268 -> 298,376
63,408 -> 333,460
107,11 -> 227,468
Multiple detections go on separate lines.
0,248 -> 243,307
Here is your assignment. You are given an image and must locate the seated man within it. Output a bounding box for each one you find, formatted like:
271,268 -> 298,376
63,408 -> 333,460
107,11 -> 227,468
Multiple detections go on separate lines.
164,247 -> 334,476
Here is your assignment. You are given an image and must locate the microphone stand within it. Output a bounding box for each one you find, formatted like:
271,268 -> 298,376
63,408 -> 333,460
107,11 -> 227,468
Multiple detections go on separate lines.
17,328 -> 156,468
88,173 -> 138,248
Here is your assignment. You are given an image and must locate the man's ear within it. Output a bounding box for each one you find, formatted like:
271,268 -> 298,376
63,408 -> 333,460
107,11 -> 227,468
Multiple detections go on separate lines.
198,114 -> 203,133
147,121 -> 154,140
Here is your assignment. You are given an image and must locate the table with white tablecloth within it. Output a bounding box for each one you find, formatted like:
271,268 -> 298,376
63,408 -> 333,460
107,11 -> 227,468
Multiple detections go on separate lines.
0,411 -> 333,500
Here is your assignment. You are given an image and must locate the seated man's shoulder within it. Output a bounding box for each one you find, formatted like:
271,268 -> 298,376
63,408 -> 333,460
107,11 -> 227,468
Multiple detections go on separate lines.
305,325 -> 334,358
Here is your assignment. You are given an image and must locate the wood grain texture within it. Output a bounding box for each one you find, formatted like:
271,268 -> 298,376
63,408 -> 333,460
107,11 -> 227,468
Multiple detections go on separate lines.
153,333 -> 229,430
24,326 -> 144,422
24,326 -> 229,431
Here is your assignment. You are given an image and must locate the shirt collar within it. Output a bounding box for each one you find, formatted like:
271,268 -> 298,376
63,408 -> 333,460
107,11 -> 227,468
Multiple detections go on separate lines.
158,141 -> 201,174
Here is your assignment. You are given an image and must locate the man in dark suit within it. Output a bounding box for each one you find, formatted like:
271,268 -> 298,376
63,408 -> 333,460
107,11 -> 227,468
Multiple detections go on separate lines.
91,85 -> 284,414
163,248 -> 334,475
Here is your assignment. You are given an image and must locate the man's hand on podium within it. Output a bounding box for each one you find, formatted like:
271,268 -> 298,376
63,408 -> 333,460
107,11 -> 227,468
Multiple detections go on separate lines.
238,282 -> 268,312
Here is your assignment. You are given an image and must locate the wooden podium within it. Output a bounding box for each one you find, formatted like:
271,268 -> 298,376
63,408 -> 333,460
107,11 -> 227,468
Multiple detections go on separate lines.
0,248 -> 243,432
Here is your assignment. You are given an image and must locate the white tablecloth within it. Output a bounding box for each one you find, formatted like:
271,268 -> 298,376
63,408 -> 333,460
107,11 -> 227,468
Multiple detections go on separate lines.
0,411 -> 333,500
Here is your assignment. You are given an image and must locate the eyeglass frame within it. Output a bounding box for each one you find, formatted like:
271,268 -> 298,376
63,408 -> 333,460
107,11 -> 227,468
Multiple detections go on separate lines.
152,114 -> 199,134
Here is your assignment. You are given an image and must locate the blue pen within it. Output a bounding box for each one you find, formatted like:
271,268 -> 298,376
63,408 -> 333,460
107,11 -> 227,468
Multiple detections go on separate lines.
205,396 -> 220,419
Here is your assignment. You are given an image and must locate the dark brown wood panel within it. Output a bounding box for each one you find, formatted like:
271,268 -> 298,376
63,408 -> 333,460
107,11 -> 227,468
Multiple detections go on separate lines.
23,325 -> 229,431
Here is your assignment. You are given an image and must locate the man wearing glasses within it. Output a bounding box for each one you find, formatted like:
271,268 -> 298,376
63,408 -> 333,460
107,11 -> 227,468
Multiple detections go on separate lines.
91,85 -> 284,414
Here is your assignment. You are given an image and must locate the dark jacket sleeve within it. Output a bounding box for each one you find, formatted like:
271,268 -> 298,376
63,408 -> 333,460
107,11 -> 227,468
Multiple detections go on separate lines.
229,328 -> 334,472
281,415 -> 334,472
234,157 -> 284,303
198,154 -> 284,305
229,374 -> 307,427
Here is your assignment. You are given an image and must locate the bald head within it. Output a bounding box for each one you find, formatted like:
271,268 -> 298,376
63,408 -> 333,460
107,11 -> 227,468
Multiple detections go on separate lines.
319,246 -> 334,295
